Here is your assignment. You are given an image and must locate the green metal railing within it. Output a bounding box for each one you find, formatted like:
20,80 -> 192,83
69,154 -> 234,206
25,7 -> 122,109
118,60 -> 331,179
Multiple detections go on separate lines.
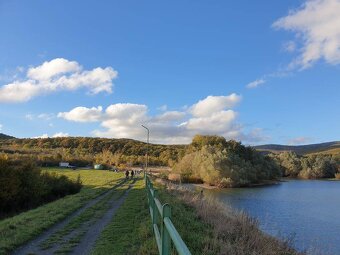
145,174 -> 192,255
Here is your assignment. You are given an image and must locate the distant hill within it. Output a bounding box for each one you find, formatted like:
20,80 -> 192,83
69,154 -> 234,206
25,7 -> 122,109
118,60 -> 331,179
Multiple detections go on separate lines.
255,141 -> 340,155
0,133 -> 15,140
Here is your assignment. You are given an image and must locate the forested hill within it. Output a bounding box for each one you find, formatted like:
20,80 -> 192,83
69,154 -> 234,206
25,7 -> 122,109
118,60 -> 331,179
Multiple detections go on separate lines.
1,135 -> 339,168
255,141 -> 340,155
0,133 -> 15,140
0,137 -> 186,166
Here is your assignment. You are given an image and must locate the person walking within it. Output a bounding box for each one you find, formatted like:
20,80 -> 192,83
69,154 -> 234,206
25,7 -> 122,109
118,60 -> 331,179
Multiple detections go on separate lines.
125,170 -> 129,179
130,170 -> 134,179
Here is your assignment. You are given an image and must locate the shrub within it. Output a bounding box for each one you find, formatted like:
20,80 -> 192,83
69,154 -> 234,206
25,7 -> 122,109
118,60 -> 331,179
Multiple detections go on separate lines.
173,136 -> 282,187
0,157 -> 82,218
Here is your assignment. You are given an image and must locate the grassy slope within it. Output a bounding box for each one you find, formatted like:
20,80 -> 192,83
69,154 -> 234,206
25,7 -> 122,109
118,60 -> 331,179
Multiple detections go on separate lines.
306,147 -> 340,156
0,168 -> 123,254
255,141 -> 340,155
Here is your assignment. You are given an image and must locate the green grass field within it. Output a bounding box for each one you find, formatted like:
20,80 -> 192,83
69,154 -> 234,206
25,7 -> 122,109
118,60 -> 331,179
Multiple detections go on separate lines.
0,168 -> 124,254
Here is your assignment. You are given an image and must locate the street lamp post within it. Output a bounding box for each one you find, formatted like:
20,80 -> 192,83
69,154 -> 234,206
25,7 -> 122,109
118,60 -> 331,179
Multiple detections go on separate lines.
141,125 -> 149,173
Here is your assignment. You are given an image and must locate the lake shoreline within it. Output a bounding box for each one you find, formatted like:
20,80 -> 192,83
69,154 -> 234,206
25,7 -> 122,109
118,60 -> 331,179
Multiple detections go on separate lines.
182,177 -> 340,190
200,178 -> 340,254
180,179 -> 282,190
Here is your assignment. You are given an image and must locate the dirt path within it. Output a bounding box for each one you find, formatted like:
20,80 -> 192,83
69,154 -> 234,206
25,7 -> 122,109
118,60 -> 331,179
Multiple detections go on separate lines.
71,183 -> 133,255
13,178 -> 136,255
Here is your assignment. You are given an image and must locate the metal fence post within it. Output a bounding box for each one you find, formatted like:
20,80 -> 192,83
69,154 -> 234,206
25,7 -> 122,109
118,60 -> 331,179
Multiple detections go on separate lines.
153,190 -> 158,226
162,204 -> 171,255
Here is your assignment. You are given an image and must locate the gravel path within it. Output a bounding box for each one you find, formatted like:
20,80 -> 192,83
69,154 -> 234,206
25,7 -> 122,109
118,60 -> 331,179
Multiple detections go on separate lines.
13,178 -> 130,255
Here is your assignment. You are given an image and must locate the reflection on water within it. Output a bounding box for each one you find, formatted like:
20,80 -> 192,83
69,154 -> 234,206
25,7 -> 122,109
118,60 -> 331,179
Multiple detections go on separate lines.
185,180 -> 340,254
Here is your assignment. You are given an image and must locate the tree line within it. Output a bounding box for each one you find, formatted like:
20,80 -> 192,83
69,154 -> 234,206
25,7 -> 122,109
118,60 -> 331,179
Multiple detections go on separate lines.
270,151 -> 339,179
1,136 -> 338,183
0,137 -> 185,168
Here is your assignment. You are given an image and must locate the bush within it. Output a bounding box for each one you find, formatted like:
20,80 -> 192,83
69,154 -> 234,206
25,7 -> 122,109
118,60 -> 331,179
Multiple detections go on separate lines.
0,156 -> 82,218
173,137 -> 282,187
335,173 -> 340,179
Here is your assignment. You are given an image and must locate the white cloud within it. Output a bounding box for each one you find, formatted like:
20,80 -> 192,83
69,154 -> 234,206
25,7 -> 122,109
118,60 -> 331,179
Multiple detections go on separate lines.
282,41 -> 296,52
157,105 -> 168,111
185,110 -> 237,133
0,124 -> 2,131
25,113 -> 54,120
34,134 -> 49,139
153,111 -> 186,122
287,136 -> 312,145
52,132 -> 69,138
58,93 -> 265,144
190,93 -> 241,117
58,106 -> 103,122
246,79 -> 266,89
27,58 -> 81,81
37,113 -> 54,120
273,0 -> 340,69
33,132 -> 69,138
0,58 -> 118,103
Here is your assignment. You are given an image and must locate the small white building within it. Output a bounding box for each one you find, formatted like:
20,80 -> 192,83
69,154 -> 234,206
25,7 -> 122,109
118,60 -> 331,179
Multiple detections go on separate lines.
59,162 -> 70,167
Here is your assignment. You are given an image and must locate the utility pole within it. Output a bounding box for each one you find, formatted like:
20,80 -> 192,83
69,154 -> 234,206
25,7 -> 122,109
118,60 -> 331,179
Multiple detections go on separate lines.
141,125 -> 149,173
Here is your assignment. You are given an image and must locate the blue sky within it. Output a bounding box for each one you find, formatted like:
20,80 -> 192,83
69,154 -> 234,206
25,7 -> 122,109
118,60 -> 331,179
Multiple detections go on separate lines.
0,0 -> 339,144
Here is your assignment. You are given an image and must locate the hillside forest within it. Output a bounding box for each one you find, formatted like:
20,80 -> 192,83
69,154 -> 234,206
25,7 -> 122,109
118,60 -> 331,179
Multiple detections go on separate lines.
0,135 -> 339,187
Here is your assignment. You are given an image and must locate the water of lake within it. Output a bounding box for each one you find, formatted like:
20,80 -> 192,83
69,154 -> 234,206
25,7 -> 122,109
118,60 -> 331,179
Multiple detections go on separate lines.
194,180 -> 340,254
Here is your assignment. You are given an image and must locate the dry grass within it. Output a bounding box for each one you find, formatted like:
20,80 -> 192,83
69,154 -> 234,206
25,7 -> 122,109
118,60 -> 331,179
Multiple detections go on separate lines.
164,183 -> 303,255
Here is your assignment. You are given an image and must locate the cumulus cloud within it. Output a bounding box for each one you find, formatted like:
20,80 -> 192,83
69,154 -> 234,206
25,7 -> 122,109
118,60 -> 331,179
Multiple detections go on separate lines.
153,111 -> 186,122
52,132 -> 69,138
33,134 -> 49,139
190,93 -> 241,117
273,0 -> 340,69
33,132 -> 70,138
58,93 -> 266,144
246,79 -> 266,89
58,106 -> 103,122
0,58 -> 118,103
27,58 -> 81,81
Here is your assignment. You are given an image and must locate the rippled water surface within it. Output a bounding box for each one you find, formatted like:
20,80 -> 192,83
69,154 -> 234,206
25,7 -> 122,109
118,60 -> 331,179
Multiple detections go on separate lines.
198,180 -> 340,254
